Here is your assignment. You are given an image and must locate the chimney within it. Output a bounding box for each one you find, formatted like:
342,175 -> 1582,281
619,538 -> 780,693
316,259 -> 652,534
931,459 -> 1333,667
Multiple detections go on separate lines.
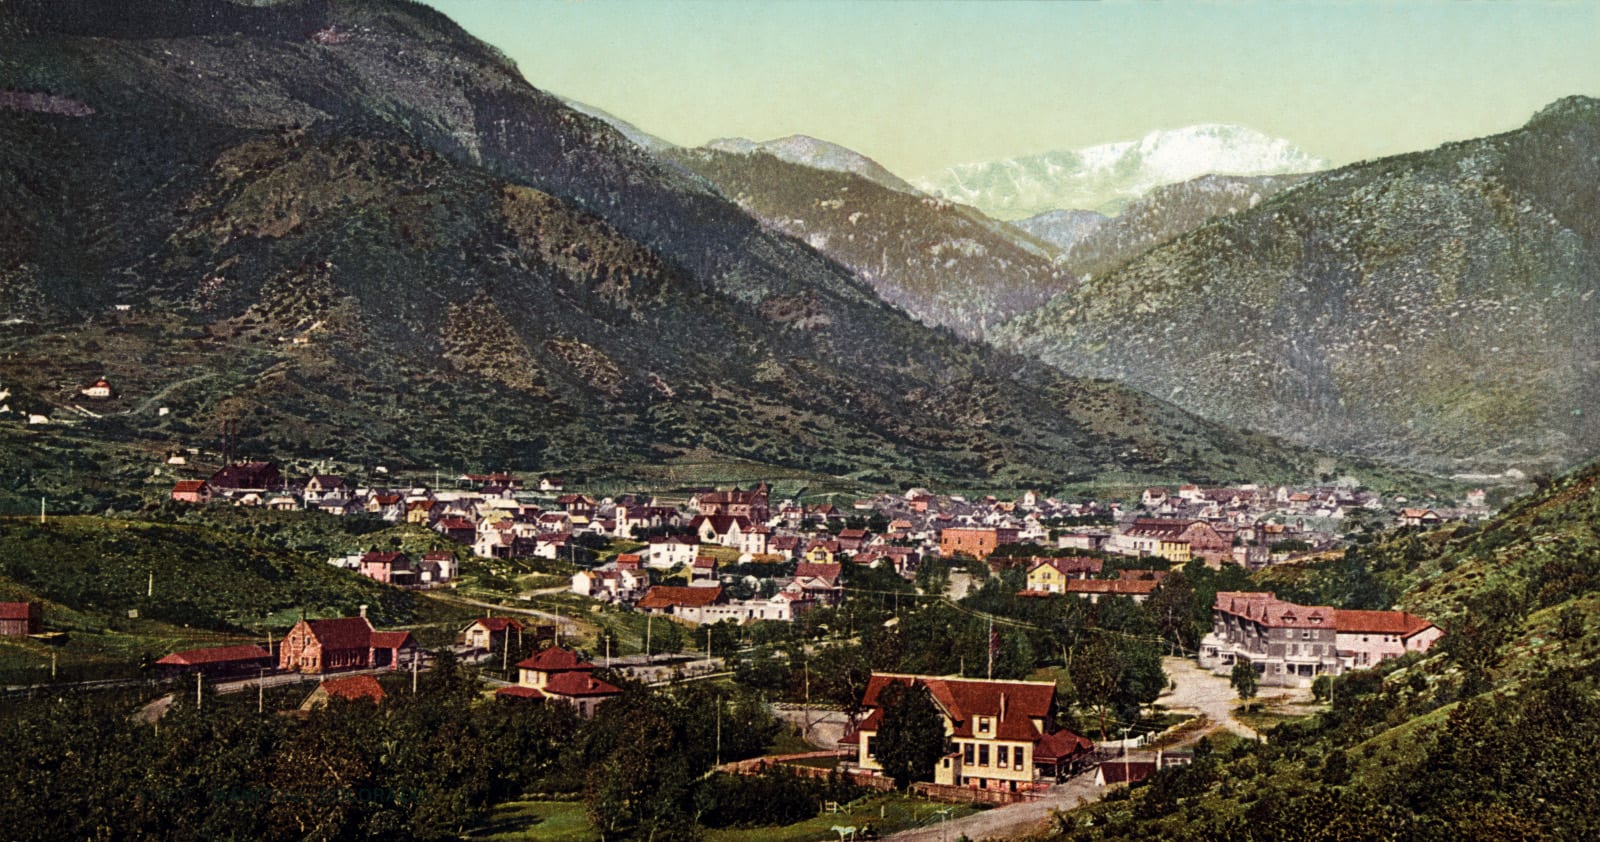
358,604 -> 368,619
999,692 -> 1008,722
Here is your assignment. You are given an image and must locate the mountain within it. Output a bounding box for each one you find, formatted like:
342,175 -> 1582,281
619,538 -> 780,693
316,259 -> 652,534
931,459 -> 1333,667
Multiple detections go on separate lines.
0,0 -> 1365,493
913,124 -> 1328,219
995,97 -> 1600,475
665,144 -> 1073,340
559,97 -> 677,154
704,134 -> 920,195
1047,172 -> 1314,280
1011,209 -> 1110,253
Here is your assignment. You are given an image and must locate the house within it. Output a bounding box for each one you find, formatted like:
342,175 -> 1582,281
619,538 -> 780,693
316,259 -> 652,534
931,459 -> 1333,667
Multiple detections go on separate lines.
1397,508 -> 1444,527
689,514 -> 751,548
939,527 -> 1018,561
170,480 -> 210,504
769,534 -> 804,560
636,585 -> 727,622
80,377 -> 114,399
837,528 -> 872,552
417,551 -> 457,584
433,515 -> 476,544
1064,574 -> 1163,604
208,461 -> 282,493
1095,759 -> 1159,787
300,674 -> 387,711
278,609 -> 415,674
155,644 -> 273,677
1023,557 -> 1104,594
1333,609 -> 1443,669
849,673 -> 1088,792
0,601 -> 43,636
696,484 -> 770,522
1115,519 -> 1228,564
539,477 -> 565,492
513,646 -> 622,718
802,539 -> 840,564
646,535 -> 698,569
357,551 -> 416,586
303,475 -> 347,503
740,523 -> 771,556
461,617 -> 524,651
555,494 -> 597,517
790,562 -> 844,605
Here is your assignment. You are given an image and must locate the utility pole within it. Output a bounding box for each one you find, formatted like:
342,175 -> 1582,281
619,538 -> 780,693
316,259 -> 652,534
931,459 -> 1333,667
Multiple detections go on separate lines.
645,615 -> 653,663
412,653 -> 419,695
715,694 -> 722,766
987,616 -> 994,680
148,571 -> 154,599
196,672 -> 203,710
39,496 -> 45,524
258,670 -> 264,714
50,651 -> 56,679
706,625 -> 713,667
605,632 -> 611,668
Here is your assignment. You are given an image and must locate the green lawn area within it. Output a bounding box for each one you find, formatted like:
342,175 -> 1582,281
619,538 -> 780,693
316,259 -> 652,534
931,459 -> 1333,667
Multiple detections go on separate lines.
767,723 -> 823,756
703,793 -> 984,842
467,800 -> 597,841
1233,706 -> 1307,734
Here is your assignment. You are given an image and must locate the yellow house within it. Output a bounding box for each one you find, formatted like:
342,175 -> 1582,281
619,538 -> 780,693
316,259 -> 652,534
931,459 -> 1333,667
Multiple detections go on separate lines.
851,673 -> 1074,793
803,539 -> 839,564
1023,557 -> 1103,594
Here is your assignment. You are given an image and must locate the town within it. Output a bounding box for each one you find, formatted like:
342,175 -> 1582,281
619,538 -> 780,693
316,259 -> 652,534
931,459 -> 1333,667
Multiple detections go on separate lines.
0,455 -> 1491,838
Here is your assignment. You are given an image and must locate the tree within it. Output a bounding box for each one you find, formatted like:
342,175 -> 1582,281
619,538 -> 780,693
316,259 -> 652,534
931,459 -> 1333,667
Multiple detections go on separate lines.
1231,661 -> 1259,709
874,683 -> 946,789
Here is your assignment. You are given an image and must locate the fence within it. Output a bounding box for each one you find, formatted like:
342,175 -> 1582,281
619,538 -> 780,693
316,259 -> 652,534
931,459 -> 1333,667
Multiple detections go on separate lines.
910,782 -> 1045,806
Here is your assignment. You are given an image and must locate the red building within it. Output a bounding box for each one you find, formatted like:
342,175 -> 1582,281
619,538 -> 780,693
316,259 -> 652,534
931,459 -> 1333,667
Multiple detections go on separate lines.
278,610 -> 415,674
155,644 -> 273,677
0,602 -> 42,636
170,480 -> 211,504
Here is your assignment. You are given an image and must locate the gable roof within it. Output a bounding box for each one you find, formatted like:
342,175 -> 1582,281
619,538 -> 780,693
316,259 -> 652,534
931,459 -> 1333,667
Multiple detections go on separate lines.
1333,609 -> 1437,637
637,585 -> 725,610
155,644 -> 271,666
172,480 -> 207,494
495,685 -> 545,700
369,630 -> 413,649
516,646 -> 595,672
1028,557 -> 1103,577
467,617 -> 524,634
304,617 -> 375,650
860,673 -> 1056,741
0,602 -> 38,620
1066,578 -> 1162,596
542,670 -> 622,698
1213,591 -> 1336,629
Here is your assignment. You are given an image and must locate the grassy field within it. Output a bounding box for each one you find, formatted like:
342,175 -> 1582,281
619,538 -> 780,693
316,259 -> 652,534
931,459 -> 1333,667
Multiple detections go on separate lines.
702,794 -> 984,842
468,800 -> 596,841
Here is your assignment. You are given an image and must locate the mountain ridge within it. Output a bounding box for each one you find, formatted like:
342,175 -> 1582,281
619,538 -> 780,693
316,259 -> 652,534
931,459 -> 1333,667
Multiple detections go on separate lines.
914,123 -> 1328,219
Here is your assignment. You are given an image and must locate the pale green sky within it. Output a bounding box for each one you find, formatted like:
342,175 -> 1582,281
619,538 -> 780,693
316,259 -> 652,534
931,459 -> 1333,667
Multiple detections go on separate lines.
423,0 -> 1600,176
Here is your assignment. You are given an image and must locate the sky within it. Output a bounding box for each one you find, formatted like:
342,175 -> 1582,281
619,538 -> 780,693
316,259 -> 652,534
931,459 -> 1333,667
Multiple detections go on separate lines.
422,0 -> 1600,177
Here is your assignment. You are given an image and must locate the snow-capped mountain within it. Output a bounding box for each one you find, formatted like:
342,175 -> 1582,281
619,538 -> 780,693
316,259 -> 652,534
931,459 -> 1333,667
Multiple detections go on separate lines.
705,134 -> 921,195
913,124 -> 1329,219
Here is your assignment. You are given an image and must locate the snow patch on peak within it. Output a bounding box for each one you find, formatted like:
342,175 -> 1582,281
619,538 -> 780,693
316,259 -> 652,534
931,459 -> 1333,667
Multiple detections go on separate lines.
913,124 -> 1329,219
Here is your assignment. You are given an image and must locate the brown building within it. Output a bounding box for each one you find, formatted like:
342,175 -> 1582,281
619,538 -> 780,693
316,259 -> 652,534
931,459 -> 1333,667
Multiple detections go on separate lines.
155,644 -> 273,677
696,483 -> 770,523
0,602 -> 42,636
939,527 -> 1019,561
278,611 -> 415,674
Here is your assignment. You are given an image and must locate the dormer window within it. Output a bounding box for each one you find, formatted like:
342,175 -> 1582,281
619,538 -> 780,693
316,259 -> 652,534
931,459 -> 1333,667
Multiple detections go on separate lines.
978,717 -> 991,734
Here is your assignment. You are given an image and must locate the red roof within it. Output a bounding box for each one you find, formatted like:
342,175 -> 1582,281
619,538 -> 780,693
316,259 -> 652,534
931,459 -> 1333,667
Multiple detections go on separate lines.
369,631 -> 413,649
172,480 -> 207,493
1333,609 -> 1437,637
1035,728 -> 1095,762
1213,591 -> 1336,629
1099,760 -> 1158,785
156,644 -> 271,667
542,671 -> 622,698
516,646 -> 595,672
468,617 -> 524,634
637,585 -> 725,610
861,673 -> 1056,740
0,602 -> 38,620
319,674 -> 386,704
304,617 -> 375,650
1029,557 -> 1103,577
496,685 -> 545,700
794,562 -> 842,584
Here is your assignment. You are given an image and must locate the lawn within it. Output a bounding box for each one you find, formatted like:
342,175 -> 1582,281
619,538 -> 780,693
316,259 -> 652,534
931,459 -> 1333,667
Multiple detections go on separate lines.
702,793 -> 984,842
467,800 -> 596,841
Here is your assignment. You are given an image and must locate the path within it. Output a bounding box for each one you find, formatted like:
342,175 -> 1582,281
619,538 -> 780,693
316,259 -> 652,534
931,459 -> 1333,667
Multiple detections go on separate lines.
884,771 -> 1104,842
1157,656 -> 1260,742
430,594 -> 581,635
772,704 -> 852,750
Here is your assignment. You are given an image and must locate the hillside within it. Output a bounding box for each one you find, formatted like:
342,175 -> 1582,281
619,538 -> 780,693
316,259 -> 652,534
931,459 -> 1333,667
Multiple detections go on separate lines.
1055,459 -> 1600,841
1026,173 -> 1312,281
912,123 -> 1327,219
666,144 -> 1074,339
704,134 -> 920,195
0,0 -> 1366,491
997,97 -> 1600,475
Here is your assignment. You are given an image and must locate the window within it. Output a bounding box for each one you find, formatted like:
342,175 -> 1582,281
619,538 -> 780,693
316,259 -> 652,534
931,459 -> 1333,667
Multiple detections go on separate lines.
978,717 -> 990,734
978,745 -> 989,766
964,743 -> 974,765
997,746 -> 1009,768
866,737 -> 877,759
